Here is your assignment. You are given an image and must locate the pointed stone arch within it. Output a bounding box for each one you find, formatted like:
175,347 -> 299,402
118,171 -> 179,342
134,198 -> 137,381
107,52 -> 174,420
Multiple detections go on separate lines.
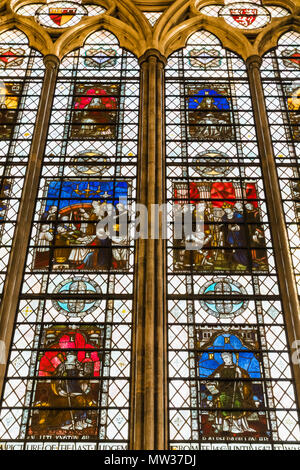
160,16 -> 254,60
54,14 -> 145,58
255,16 -> 300,57
0,14 -> 54,55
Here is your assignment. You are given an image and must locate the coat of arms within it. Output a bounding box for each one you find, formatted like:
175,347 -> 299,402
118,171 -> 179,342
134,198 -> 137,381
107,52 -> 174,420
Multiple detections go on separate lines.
230,8 -> 257,27
49,7 -> 77,27
35,2 -> 87,28
219,3 -> 270,29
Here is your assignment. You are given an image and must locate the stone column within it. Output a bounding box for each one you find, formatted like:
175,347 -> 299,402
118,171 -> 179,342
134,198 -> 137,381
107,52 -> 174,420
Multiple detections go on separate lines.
247,55 -> 300,403
130,49 -> 167,450
0,55 -> 60,396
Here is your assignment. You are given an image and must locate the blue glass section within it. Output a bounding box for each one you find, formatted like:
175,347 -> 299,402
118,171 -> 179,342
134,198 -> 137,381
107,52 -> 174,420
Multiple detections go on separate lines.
199,334 -> 261,378
188,88 -> 230,111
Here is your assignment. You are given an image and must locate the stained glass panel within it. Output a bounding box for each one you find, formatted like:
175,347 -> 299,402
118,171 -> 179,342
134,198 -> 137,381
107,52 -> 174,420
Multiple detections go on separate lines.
218,2 -> 270,29
143,12 -> 163,27
166,30 -> 300,450
0,30 -> 43,294
0,30 -> 139,450
16,1 -> 105,29
199,2 -> 289,29
262,33 -> 300,296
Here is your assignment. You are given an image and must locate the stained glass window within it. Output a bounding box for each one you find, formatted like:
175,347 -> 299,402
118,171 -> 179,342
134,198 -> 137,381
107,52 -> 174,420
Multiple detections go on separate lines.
0,30 -> 139,450
166,30 -> 300,450
0,30 -> 43,294
143,12 -> 163,27
199,1 -> 289,29
262,32 -> 300,294
16,0 -> 105,29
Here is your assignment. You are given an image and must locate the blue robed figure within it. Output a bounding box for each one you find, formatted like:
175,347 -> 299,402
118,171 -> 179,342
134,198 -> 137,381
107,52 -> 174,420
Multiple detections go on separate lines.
222,203 -> 249,268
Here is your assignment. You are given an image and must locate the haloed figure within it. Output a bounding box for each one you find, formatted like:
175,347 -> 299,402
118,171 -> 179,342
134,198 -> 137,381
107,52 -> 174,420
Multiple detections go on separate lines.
52,351 -> 94,431
222,205 -> 249,269
205,351 -> 257,435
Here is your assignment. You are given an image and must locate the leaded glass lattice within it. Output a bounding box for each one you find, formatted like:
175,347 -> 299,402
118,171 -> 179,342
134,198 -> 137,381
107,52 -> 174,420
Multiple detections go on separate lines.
0,30 -> 43,294
0,30 -> 139,450
16,1 -> 106,29
143,11 -> 163,26
166,30 -> 300,450
199,1 -> 289,29
262,32 -> 300,296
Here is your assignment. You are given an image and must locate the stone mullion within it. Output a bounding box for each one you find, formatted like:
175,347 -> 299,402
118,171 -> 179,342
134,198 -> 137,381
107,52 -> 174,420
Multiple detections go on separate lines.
130,49 -> 167,450
0,54 -> 60,397
247,55 -> 300,408
155,57 -> 168,451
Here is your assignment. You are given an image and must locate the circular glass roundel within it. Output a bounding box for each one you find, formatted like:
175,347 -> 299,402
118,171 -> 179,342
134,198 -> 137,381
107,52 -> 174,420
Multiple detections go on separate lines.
219,2 -> 270,29
72,151 -> 110,176
194,151 -> 230,177
36,2 -> 88,29
200,278 -> 248,318
52,277 -> 101,318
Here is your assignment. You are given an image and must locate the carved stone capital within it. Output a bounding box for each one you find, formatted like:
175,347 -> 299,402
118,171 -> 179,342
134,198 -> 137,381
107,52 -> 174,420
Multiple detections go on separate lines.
138,48 -> 167,67
43,54 -> 60,70
246,54 -> 262,71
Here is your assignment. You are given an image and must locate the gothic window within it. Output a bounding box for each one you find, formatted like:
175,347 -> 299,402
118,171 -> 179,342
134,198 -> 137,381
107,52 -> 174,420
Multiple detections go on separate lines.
198,1 -> 289,29
0,0 -> 300,452
143,11 -> 163,27
0,30 -> 139,449
0,30 -> 43,295
16,1 -> 106,29
166,30 -> 300,450
262,31 -> 300,294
